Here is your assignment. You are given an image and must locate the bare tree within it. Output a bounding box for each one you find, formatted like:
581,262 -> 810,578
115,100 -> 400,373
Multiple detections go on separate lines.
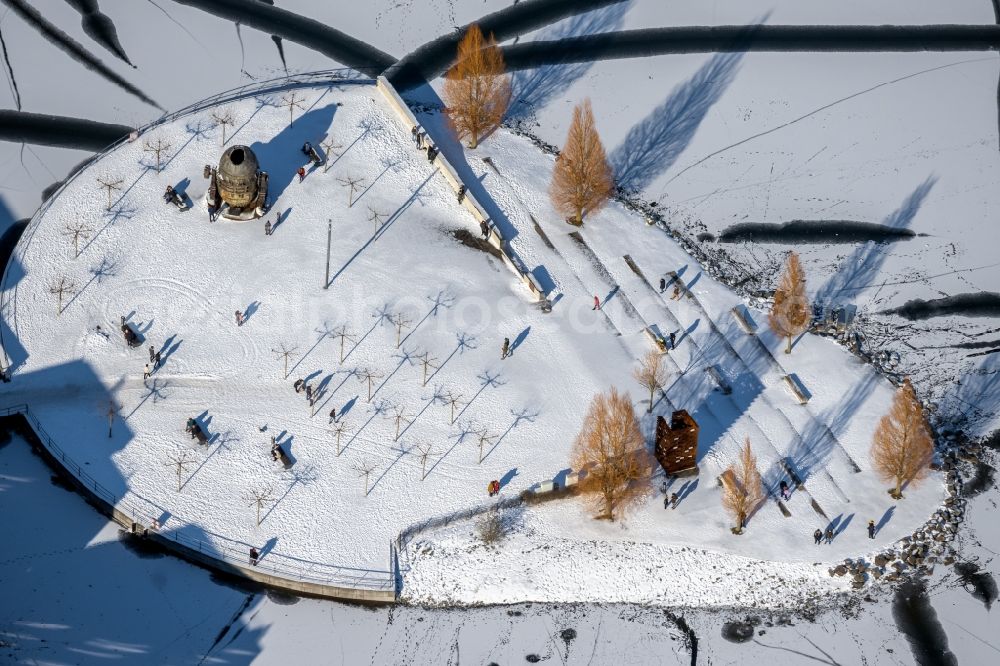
321,139 -> 342,172
49,277 -> 76,315
104,399 -> 121,438
390,312 -> 412,349
96,176 -> 123,210
367,205 -> 390,232
244,484 -> 275,526
63,221 -> 93,258
332,325 -> 355,363
353,458 -> 377,496
164,449 -> 196,492
357,367 -> 383,402
211,108 -> 236,146
549,99 -> 614,226
721,437 -> 766,534
476,429 -> 496,464
768,252 -> 811,354
444,391 -> 464,425
476,505 -> 507,544
418,352 -> 439,386
143,137 -> 172,172
633,349 -> 669,414
337,175 -> 366,207
271,343 -> 299,379
332,421 -> 351,456
871,378 -> 934,499
417,443 -> 433,480
280,92 -> 306,127
442,24 -> 511,149
572,387 -> 653,521
390,405 -> 411,442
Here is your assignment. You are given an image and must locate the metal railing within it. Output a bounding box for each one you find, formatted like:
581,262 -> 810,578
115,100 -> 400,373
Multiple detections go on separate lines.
1,403 -> 394,592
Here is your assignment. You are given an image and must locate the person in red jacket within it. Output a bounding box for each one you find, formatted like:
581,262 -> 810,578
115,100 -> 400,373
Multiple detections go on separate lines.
593,295 -> 600,310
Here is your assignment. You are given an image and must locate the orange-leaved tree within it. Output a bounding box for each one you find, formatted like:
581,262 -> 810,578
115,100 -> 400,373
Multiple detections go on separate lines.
768,251 -> 811,353
721,437 -> 765,534
572,387 -> 653,521
871,378 -> 934,499
442,24 -> 511,149
550,99 -> 614,226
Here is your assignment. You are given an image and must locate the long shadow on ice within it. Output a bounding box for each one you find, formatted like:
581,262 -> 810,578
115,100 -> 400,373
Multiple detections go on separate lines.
251,102 -> 337,207
608,27 -> 760,193
508,2 -> 632,120
815,176 -> 936,307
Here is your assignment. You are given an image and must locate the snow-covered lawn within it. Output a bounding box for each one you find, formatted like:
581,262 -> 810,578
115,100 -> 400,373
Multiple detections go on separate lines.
1,79 -> 947,606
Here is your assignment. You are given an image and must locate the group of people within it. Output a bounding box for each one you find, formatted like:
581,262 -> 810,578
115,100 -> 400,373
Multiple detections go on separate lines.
487,479 -> 501,497
143,344 -> 163,380
814,520 -> 878,545
293,377 -> 318,407
410,125 -> 438,163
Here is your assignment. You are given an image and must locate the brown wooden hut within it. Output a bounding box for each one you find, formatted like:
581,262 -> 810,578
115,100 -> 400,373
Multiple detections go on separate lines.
655,410 -> 699,476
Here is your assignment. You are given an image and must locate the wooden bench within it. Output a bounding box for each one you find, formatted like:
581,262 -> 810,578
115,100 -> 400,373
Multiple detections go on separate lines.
782,374 -> 810,404
731,306 -> 758,335
705,364 -> 732,395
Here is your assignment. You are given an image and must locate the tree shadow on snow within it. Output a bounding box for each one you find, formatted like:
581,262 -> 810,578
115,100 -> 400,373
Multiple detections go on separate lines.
815,176 -> 937,307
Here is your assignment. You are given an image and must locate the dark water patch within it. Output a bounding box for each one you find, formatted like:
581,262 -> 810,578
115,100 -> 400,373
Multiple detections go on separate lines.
209,570 -> 267,595
718,220 -> 916,244
1,0 -> 160,108
525,655 -> 540,663
721,620 -> 754,643
954,562 -> 998,609
883,293 -> 1000,321
893,579 -> 957,666
386,0 -> 627,88
666,612 -> 697,665
0,219 -> 27,276
173,0 -> 395,76
0,110 -> 132,151
452,228 -> 503,259
117,529 -> 166,559
63,0 -> 135,66
49,473 -> 75,492
209,593 -> 255,652
963,461 -> 995,497
952,338 -> 1000,349
266,589 -> 300,605
502,24 -> 1000,70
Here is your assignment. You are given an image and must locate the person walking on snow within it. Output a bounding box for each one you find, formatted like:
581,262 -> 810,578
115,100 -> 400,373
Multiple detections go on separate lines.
659,277 -> 666,293
305,385 -> 313,404
825,528 -> 834,544
457,185 -> 466,204
293,378 -> 304,393
143,363 -> 151,380
659,480 -> 667,496
153,351 -> 162,370
235,310 -> 243,326
264,220 -> 272,236
593,295 -> 600,310
149,345 -> 155,363
480,220 -> 489,239
329,407 -> 337,424
670,492 -> 679,509
501,337 -> 510,360
249,546 -> 259,566
297,166 -> 306,182
867,520 -> 876,539
669,332 -> 676,349
813,528 -> 823,545
411,126 -> 419,147
663,493 -> 669,509
672,285 -> 682,300
779,480 -> 791,500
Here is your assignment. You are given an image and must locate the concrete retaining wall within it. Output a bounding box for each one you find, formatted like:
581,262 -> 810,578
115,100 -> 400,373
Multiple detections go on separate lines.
375,76 -> 546,303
